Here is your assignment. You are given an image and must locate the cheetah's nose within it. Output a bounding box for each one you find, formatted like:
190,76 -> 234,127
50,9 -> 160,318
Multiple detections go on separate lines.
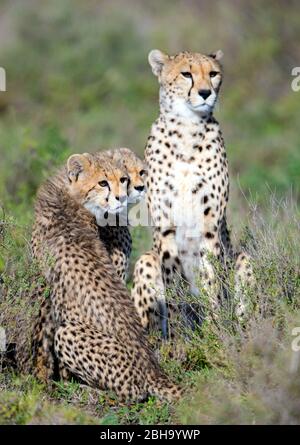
198,89 -> 211,100
117,195 -> 127,204
134,185 -> 145,192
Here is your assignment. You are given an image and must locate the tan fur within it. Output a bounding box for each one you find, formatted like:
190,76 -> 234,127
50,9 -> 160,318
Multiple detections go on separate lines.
106,147 -> 146,204
28,150 -> 143,380
132,251 -> 166,332
132,50 -> 252,333
29,153 -> 181,402
98,148 -> 146,282
234,251 -> 255,319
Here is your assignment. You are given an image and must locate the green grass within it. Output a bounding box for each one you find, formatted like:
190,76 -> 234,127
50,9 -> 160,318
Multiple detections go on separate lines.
0,373 -> 173,425
0,374 -> 102,425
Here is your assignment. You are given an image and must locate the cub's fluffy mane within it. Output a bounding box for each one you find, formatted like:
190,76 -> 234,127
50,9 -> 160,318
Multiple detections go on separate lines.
34,165 -> 96,237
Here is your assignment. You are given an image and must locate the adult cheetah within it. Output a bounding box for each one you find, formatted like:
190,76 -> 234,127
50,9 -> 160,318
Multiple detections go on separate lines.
132,49 -> 246,335
29,152 -> 181,402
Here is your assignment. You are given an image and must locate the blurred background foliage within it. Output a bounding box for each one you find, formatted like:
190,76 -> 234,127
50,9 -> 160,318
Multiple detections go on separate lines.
0,0 -> 299,241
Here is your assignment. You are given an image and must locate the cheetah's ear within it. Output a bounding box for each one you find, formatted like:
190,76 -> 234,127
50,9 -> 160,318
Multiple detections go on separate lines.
148,49 -> 168,77
67,153 -> 92,182
208,50 -> 224,61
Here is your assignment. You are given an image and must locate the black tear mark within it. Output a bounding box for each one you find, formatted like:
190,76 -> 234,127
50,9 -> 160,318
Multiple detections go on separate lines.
162,229 -> 175,237
188,64 -> 194,97
86,186 -> 96,194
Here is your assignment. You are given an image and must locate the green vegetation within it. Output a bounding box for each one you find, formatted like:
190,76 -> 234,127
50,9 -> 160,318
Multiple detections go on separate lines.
0,0 -> 299,425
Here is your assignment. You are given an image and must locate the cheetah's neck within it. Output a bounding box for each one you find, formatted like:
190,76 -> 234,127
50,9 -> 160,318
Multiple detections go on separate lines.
149,109 -> 222,160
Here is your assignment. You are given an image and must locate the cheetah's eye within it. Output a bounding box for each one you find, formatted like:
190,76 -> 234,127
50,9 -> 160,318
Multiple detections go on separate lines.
209,71 -> 219,78
139,170 -> 146,177
98,180 -> 108,187
120,177 -> 128,184
181,72 -> 192,79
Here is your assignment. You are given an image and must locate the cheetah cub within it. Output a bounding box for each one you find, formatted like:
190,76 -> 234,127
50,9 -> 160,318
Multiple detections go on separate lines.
98,148 -> 147,282
26,150 -> 144,379
30,152 -> 181,402
107,147 -> 146,204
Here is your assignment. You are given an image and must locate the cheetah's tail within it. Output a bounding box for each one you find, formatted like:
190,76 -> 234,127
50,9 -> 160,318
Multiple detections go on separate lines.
146,374 -> 183,403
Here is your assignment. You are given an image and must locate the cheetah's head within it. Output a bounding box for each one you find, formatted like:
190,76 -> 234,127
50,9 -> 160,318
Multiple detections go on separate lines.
67,153 -> 129,221
148,49 -> 223,117
106,148 -> 147,204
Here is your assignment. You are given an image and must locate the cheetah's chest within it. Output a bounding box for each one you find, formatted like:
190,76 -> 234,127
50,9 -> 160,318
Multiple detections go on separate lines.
146,132 -> 224,229
168,158 -> 207,227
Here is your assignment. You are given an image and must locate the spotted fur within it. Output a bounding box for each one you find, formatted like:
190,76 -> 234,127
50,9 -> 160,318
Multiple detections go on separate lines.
28,153 -> 181,402
98,148 -> 146,282
132,50 -> 254,333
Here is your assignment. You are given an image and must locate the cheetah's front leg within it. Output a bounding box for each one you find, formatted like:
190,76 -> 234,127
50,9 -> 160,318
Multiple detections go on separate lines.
98,226 -> 132,284
175,225 -> 222,313
234,251 -> 255,319
131,250 -> 167,337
